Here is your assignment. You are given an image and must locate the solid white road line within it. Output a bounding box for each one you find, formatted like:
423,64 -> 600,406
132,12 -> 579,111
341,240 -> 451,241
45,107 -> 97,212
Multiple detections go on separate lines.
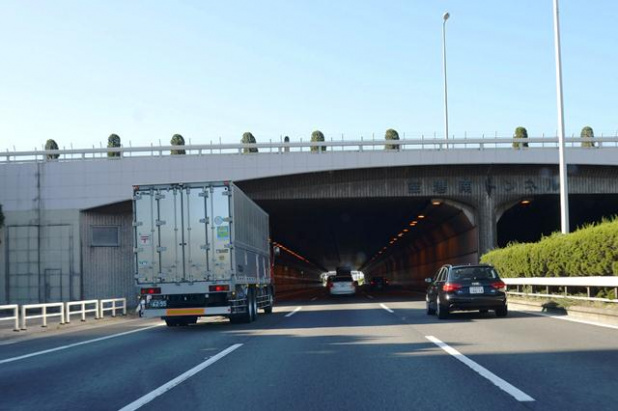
380,303 -> 394,313
512,308 -> 618,330
426,336 -> 534,403
0,324 -> 164,365
285,307 -> 302,318
118,344 -> 243,411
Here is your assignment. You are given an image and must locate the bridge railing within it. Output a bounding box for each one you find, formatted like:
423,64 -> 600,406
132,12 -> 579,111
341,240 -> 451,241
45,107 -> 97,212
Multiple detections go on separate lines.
503,277 -> 618,304
2,136 -> 617,163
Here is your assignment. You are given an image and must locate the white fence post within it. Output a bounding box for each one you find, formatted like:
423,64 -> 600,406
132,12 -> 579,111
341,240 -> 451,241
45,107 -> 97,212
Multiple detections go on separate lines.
0,305 -> 20,331
65,300 -> 100,323
20,303 -> 65,330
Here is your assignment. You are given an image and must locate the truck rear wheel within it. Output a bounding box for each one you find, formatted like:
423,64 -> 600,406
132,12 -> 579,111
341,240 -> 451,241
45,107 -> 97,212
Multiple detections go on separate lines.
230,289 -> 255,324
249,288 -> 258,322
263,287 -> 274,314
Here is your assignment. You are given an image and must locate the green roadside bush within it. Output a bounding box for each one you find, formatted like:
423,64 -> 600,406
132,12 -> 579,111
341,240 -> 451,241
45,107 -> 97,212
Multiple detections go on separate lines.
481,218 -> 618,278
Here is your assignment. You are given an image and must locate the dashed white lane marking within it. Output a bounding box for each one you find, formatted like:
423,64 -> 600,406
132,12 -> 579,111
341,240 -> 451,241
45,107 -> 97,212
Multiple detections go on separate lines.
118,344 -> 243,411
380,303 -> 394,313
0,324 -> 164,365
366,295 -> 375,300
285,307 -> 302,318
426,336 -> 534,403
311,297 -> 318,301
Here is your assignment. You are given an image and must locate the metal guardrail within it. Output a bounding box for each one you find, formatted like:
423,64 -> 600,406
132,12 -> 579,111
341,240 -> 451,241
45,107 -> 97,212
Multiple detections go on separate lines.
0,305 -> 19,331
1,136 -> 616,163
0,298 -> 127,331
21,303 -> 65,330
65,300 -> 100,323
503,277 -> 618,303
99,298 -> 127,318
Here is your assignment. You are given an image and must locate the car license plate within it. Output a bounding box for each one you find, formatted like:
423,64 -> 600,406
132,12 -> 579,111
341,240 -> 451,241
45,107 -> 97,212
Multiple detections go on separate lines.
469,286 -> 484,294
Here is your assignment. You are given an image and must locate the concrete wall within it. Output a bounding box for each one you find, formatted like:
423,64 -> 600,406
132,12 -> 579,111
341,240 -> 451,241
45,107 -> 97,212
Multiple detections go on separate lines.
80,202 -> 134,304
1,209 -> 81,304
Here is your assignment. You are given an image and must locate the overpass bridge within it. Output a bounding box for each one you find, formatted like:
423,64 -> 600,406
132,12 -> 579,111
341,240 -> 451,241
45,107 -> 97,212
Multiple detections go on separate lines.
1,136 -> 618,305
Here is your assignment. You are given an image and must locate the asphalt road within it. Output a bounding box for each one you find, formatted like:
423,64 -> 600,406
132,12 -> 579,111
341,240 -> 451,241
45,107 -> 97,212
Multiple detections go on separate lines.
1,287 -> 617,411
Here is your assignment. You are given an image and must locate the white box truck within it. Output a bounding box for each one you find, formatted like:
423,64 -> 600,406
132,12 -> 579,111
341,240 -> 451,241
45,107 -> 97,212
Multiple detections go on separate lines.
133,181 -> 275,326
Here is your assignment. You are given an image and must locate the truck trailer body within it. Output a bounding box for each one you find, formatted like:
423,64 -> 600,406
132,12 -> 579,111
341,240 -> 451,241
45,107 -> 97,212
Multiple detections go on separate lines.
133,181 -> 273,326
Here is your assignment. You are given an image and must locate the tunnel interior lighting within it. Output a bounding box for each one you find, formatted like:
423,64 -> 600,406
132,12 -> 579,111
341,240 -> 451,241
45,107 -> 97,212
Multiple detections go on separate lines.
410,221 -> 418,226
272,242 -> 312,264
432,200 -> 442,206
520,199 -> 531,205
418,215 -> 425,219
397,232 -> 404,237
403,228 -> 409,233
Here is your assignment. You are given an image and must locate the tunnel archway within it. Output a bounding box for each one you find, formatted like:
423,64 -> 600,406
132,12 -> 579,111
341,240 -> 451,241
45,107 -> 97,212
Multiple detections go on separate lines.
497,194 -> 618,247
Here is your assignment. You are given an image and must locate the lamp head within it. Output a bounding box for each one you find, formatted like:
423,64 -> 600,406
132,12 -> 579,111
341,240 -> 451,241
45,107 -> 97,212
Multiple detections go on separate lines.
443,12 -> 450,21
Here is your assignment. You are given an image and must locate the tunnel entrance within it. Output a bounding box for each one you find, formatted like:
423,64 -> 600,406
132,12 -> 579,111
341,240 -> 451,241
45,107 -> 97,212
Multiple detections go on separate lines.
256,197 -> 476,287
497,194 -> 618,247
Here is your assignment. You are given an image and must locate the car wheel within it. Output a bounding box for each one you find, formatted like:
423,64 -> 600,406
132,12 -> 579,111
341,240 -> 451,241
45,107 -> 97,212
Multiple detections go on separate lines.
426,297 -> 436,315
495,305 -> 508,318
437,296 -> 449,320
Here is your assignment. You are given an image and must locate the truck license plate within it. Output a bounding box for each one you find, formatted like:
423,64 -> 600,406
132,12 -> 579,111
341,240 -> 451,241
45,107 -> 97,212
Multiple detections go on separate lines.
469,286 -> 484,294
149,299 -> 167,308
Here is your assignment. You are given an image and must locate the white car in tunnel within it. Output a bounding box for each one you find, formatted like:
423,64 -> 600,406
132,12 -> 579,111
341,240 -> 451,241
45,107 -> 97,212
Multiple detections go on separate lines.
328,273 -> 357,296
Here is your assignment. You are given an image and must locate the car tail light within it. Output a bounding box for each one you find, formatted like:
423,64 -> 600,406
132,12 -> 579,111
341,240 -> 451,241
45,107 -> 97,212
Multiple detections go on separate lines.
141,287 -> 161,295
209,285 -> 230,292
491,281 -> 506,291
442,283 -> 462,292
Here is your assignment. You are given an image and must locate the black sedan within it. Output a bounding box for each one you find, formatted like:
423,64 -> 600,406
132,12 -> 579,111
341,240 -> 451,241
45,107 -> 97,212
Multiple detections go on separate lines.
425,264 -> 508,319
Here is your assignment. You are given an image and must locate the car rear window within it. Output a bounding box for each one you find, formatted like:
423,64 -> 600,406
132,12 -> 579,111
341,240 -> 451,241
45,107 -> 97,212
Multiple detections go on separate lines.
450,266 -> 499,281
333,275 -> 353,282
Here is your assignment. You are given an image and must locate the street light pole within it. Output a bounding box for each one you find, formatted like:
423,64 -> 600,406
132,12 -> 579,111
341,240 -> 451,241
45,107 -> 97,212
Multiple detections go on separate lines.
553,0 -> 570,234
442,12 -> 450,149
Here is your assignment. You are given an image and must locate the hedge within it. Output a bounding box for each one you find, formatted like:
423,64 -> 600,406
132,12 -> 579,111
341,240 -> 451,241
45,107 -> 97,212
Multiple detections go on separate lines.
481,218 -> 618,278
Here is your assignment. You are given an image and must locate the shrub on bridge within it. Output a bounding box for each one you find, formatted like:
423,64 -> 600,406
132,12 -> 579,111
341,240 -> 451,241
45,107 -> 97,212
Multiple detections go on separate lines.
45,139 -> 59,159
481,218 -> 618,277
171,134 -> 186,155
580,126 -> 595,148
385,128 -> 400,150
513,126 -> 529,149
310,130 -> 326,152
241,132 -> 258,153
107,133 -> 121,157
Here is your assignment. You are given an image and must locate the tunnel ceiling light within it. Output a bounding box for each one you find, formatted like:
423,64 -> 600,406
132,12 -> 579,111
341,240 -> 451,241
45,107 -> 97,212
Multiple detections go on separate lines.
418,215 -> 425,219
432,200 -> 442,206
397,232 -> 404,237
521,199 -> 532,205
409,221 -> 418,226
403,228 -> 409,233
389,240 -> 394,244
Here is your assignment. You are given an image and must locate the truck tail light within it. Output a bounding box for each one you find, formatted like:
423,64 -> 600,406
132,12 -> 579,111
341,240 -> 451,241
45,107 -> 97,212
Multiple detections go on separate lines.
141,287 -> 161,295
442,283 -> 462,292
209,285 -> 230,292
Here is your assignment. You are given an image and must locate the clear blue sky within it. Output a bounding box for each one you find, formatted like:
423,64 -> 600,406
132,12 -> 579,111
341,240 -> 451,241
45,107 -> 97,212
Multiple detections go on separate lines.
1,1 -> 616,151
